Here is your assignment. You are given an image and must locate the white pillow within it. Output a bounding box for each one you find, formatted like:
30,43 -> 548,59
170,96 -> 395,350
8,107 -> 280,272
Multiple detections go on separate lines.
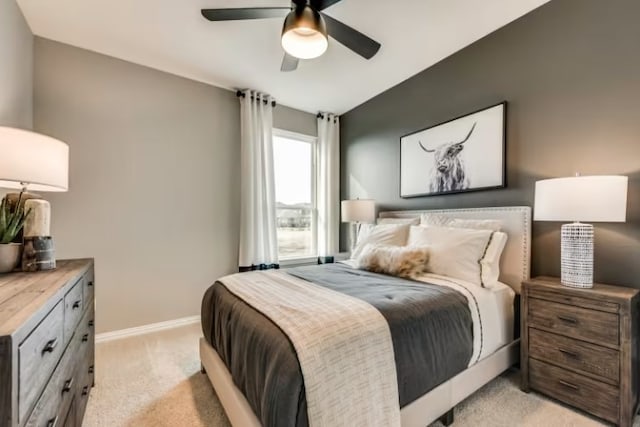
407,225 -> 497,287
352,224 -> 410,259
377,217 -> 420,226
449,218 -> 502,232
356,244 -> 429,279
481,232 -> 508,288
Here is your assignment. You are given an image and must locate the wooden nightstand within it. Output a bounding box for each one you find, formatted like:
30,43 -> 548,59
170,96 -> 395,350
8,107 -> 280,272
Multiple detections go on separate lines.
521,277 -> 640,426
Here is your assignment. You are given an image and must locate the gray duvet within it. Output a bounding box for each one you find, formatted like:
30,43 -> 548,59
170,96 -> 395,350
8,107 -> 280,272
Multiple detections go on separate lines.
201,263 -> 473,427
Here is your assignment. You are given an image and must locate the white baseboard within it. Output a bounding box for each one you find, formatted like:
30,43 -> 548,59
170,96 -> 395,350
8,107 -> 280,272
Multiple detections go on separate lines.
96,315 -> 201,343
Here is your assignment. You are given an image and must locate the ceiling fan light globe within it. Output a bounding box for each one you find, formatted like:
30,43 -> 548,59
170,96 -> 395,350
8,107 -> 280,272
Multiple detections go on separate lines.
281,6 -> 328,59
282,29 -> 328,59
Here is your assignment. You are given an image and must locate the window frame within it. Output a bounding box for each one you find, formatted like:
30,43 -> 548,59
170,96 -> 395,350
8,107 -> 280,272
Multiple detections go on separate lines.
272,128 -> 318,265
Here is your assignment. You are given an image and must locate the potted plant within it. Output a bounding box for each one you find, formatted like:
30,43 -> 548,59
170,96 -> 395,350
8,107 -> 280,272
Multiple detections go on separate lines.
0,192 -> 30,273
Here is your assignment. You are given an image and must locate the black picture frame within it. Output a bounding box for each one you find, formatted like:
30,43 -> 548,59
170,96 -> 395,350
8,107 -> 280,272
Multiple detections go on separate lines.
399,101 -> 507,199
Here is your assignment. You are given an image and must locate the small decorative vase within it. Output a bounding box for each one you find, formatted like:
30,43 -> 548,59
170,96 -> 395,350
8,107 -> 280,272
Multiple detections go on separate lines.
0,243 -> 22,273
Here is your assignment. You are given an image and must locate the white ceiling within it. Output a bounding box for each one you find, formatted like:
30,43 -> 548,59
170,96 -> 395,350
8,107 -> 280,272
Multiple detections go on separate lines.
17,0 -> 550,114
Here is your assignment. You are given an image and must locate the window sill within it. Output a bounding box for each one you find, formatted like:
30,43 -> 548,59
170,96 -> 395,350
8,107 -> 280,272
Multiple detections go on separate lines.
279,257 -> 318,268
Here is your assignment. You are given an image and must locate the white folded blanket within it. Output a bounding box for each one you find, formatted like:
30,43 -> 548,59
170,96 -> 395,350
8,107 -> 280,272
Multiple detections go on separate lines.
220,270 -> 401,427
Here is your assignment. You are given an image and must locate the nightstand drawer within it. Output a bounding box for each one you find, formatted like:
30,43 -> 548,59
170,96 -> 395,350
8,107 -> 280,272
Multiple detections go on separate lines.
529,328 -> 619,383
530,358 -> 619,424
528,298 -> 619,346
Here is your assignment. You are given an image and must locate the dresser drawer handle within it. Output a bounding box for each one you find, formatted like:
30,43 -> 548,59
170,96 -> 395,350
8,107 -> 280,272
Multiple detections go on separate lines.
558,348 -> 580,359
89,365 -> 94,374
557,315 -> 578,325
72,300 -> 81,309
62,377 -> 74,393
46,416 -> 58,427
82,385 -> 90,396
558,379 -> 579,390
82,333 -> 89,342
42,338 -> 58,355
87,281 -> 94,287
88,320 -> 94,327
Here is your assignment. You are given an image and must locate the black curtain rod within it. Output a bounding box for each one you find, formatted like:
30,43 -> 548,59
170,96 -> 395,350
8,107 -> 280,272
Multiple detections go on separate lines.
236,90 -> 276,107
317,112 -> 339,123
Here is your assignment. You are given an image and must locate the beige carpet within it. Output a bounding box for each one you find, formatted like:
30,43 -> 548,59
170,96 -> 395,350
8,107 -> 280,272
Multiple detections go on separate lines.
84,323 -> 626,427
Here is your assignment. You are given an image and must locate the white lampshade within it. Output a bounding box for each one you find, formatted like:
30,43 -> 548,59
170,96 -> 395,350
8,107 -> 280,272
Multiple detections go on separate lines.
534,175 -> 627,222
341,199 -> 375,223
0,127 -> 69,192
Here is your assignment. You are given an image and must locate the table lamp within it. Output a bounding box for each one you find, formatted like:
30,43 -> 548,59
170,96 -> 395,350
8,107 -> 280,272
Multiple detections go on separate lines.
0,127 -> 69,272
341,199 -> 375,252
534,175 -> 628,288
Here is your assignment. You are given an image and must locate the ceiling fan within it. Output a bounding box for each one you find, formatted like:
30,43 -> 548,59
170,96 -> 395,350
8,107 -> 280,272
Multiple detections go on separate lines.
201,0 -> 381,72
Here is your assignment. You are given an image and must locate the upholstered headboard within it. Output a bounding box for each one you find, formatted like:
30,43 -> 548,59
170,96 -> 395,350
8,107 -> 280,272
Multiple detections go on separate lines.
379,206 -> 531,293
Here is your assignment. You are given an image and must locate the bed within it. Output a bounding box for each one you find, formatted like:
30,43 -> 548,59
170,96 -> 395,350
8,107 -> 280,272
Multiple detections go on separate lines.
200,206 -> 531,427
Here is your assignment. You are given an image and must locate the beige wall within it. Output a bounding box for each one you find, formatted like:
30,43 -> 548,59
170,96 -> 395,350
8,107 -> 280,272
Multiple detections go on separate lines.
274,105 -> 317,137
34,38 -> 316,333
0,0 -> 33,129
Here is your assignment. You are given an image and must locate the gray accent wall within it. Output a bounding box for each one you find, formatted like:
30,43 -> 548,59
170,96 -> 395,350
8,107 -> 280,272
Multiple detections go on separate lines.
0,0 -> 33,129
340,0 -> 640,288
34,38 -> 315,333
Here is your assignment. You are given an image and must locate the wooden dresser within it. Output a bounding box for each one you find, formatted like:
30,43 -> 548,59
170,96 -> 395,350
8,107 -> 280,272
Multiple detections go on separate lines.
0,259 -> 95,427
521,276 -> 639,427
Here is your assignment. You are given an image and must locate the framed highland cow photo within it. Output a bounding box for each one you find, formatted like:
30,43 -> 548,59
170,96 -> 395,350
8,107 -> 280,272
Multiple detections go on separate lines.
400,102 -> 506,198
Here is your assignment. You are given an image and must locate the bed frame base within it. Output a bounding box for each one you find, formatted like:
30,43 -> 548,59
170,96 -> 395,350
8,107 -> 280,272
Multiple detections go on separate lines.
199,337 -> 519,427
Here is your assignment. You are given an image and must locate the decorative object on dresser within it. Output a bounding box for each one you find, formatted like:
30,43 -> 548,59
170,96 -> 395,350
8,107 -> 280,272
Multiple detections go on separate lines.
399,102 -> 506,198
340,198 -> 375,251
0,259 -> 95,427
521,277 -> 639,427
0,127 -> 69,273
534,175 -> 628,288
0,194 -> 30,273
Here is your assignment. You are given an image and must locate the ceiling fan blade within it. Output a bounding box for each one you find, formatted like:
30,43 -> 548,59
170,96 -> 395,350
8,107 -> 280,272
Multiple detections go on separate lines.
281,53 -> 299,72
312,0 -> 343,11
201,8 -> 290,21
322,14 -> 381,59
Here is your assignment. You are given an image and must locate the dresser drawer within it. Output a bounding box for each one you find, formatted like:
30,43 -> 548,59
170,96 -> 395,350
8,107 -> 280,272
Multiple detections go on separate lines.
63,279 -> 84,345
529,328 -> 619,383
528,298 -> 619,346
18,300 -> 65,423
25,328 -> 79,427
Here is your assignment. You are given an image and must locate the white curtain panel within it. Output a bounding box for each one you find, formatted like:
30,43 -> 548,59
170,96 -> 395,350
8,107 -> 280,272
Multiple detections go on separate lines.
316,113 -> 340,256
238,90 -> 279,269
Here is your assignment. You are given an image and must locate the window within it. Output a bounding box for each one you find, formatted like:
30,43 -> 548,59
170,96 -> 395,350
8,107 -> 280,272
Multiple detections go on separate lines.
273,130 -> 316,261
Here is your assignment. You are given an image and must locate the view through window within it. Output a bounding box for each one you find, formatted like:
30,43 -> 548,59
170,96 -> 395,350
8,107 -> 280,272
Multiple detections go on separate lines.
273,133 -> 316,260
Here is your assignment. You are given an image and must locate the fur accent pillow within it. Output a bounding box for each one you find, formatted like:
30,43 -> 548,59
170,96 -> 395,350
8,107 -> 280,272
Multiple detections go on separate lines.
356,244 -> 430,279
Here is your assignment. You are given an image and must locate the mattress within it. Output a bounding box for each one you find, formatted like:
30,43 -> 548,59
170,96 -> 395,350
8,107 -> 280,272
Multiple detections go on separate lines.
201,263 -> 515,427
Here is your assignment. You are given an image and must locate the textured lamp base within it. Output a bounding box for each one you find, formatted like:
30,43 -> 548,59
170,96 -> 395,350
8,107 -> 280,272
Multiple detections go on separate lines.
561,222 -> 594,288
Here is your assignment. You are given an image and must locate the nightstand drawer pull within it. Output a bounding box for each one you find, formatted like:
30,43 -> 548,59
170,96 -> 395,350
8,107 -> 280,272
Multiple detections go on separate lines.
82,333 -> 89,342
82,385 -> 90,396
558,348 -> 580,359
41,338 -> 58,355
557,315 -> 578,324
72,300 -> 81,309
558,380 -> 579,390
